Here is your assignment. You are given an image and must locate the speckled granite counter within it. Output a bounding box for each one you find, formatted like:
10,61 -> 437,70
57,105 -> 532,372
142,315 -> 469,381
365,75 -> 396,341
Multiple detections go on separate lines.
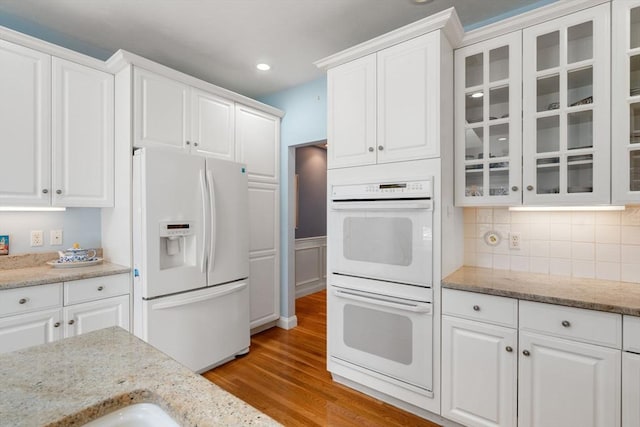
0,262 -> 130,290
443,266 -> 640,316
0,327 -> 280,427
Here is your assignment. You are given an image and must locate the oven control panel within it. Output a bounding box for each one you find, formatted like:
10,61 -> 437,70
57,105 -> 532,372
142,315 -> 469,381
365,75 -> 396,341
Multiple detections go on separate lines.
332,179 -> 433,200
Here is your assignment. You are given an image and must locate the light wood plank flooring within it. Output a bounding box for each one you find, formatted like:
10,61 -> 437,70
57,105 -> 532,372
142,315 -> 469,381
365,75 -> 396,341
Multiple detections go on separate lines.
202,290 -> 440,427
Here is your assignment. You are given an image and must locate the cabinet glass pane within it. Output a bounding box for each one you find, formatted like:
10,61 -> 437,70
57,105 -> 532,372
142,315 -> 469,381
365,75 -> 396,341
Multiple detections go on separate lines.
567,154 -> 593,193
466,92 -> 484,124
537,31 -> 559,71
537,116 -> 560,153
489,46 -> 509,82
465,165 -> 483,197
466,53 -> 483,88
537,74 -> 560,112
631,7 -> 640,49
489,86 -> 509,120
567,21 -> 593,64
490,162 -> 509,196
631,150 -> 640,191
536,158 -> 560,194
568,110 -> 593,150
568,67 -> 593,106
489,124 -> 509,158
465,127 -> 484,160
631,102 -> 640,144
631,55 -> 640,97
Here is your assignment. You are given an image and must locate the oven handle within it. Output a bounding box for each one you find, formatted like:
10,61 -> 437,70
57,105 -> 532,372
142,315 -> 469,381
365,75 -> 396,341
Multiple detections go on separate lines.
333,289 -> 431,314
331,200 -> 432,211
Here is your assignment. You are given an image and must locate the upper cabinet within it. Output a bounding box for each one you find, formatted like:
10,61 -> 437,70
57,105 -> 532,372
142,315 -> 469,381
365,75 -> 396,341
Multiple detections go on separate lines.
455,32 -> 522,206
613,0 -> 640,204
522,4 -> 610,205
235,104 -> 280,183
190,88 -> 235,160
327,30 -> 452,169
0,39 -> 114,207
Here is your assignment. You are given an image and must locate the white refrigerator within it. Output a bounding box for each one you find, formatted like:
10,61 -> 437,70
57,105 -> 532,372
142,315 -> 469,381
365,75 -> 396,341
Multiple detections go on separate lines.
132,147 -> 250,373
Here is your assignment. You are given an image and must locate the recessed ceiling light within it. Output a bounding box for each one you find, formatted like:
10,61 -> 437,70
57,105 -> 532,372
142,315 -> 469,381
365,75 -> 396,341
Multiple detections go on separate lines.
256,63 -> 271,71
470,92 -> 484,98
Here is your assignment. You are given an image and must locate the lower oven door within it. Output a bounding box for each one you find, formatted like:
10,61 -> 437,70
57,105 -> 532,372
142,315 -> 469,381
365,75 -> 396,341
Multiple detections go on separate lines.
329,285 -> 433,391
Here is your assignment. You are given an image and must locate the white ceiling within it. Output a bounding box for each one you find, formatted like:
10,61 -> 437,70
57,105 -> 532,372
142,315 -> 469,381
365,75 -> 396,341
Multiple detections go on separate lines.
0,0 -> 551,99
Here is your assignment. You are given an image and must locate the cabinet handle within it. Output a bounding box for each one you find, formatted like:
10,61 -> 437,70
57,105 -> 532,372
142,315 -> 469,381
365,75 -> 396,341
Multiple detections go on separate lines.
472,305 -> 480,311
186,141 -> 191,145
68,320 -> 75,325
54,322 -> 60,328
506,346 -> 513,352
523,350 -> 530,356
378,145 -> 384,151
193,142 -> 199,147
97,286 -> 104,291
56,189 -> 62,195
561,320 -> 571,327
19,298 -> 28,304
42,189 -> 49,194
368,147 -> 374,152
526,185 -> 534,191
511,186 -> 519,192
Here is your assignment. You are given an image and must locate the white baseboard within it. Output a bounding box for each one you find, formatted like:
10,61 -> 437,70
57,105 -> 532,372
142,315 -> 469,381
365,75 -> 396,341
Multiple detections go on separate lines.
277,315 -> 298,330
296,281 -> 326,299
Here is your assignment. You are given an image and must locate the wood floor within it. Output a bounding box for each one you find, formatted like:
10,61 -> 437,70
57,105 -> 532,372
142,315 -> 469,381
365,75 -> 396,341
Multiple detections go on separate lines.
202,290 -> 440,427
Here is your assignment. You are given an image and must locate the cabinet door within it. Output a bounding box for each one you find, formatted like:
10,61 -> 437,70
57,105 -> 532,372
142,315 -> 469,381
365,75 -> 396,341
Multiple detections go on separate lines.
455,32 -> 522,206
133,67 -> 189,150
52,58 -> 114,207
377,32 -> 440,163
0,309 -> 62,354
441,316 -> 517,427
612,0 -> 640,204
248,182 -> 280,329
235,105 -> 279,183
191,88 -> 235,160
522,4 -> 610,205
519,331 -> 621,427
623,351 -> 640,427
327,55 -> 376,169
0,40 -> 51,206
63,295 -> 130,338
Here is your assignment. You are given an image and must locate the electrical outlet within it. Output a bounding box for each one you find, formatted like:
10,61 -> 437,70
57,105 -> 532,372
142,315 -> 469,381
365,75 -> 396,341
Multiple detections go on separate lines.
30,230 -> 44,247
509,232 -> 521,250
50,230 -> 63,246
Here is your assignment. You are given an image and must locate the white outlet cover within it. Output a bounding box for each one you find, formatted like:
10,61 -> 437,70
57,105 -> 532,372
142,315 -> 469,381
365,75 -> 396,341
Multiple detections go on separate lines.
50,230 -> 63,246
30,230 -> 44,247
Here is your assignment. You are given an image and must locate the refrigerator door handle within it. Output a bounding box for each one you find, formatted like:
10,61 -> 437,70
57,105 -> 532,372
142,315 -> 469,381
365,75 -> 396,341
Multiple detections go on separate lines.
150,282 -> 247,310
199,169 -> 208,273
206,170 -> 217,272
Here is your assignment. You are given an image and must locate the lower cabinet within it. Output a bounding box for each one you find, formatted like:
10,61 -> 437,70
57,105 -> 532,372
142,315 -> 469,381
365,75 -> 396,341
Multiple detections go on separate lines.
623,352 -> 640,427
0,274 -> 130,354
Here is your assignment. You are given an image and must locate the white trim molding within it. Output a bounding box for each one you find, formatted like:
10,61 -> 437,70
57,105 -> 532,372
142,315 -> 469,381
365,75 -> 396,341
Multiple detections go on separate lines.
294,236 -> 327,298
277,315 -> 298,330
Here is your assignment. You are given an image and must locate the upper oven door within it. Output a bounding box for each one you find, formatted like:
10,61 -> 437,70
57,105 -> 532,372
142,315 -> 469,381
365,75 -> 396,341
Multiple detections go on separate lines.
330,199 -> 433,286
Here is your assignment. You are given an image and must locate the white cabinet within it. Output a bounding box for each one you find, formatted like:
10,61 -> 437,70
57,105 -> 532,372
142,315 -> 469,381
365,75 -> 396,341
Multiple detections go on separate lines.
522,4 -> 610,205
455,32 -> 522,206
236,104 -> 280,183
442,289 -> 518,427
612,0 -> 640,204
0,308 -> 62,354
52,57 -> 114,207
327,31 -> 447,169
191,88 -> 235,160
623,315 -> 640,427
0,39 -> 51,206
63,295 -> 129,338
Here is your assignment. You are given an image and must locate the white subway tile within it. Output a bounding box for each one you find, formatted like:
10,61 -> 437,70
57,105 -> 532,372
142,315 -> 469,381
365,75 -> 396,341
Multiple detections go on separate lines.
529,212 -> 550,224
477,223 -> 492,238
550,223 -> 572,241
464,223 -> 476,238
530,240 -> 550,257
621,226 -> 640,245
530,257 -> 550,274
510,223 -> 530,240
596,244 -> 621,263
622,207 -> 640,226
492,239 -> 509,255
549,258 -> 572,276
477,208 -> 493,224
571,211 -> 595,225
549,212 -> 572,224
572,242 -> 595,260
463,208 -> 477,224
530,223 -> 550,241
595,225 -> 621,244
549,241 -> 572,258
476,238 -> 492,253
571,224 -> 595,242
595,211 -> 621,225
494,224 -> 511,237
621,263 -> 640,283
493,208 -> 511,224
464,251 -> 476,266
476,253 -> 493,268
493,254 -> 510,270
510,211 -> 529,224
510,255 -> 530,272
596,262 -> 621,281
572,260 -> 595,279
622,245 -> 640,264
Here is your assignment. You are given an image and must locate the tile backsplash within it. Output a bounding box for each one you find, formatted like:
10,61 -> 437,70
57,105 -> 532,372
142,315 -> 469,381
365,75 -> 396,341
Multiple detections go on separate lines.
463,207 -> 640,283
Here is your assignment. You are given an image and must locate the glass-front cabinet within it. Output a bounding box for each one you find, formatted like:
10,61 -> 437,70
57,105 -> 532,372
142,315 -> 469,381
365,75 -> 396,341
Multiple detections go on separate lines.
613,0 -> 640,204
522,4 -> 610,205
455,32 -> 522,206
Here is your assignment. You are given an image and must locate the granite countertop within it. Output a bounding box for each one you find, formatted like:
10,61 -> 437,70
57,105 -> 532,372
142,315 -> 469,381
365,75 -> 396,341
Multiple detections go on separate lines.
442,266 -> 640,316
0,327 -> 280,427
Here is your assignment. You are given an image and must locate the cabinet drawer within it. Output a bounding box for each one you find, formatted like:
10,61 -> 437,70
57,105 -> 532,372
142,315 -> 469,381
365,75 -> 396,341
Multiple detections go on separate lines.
64,274 -> 129,305
0,283 -> 63,317
624,315 -> 640,353
442,288 -> 518,328
520,300 -> 622,349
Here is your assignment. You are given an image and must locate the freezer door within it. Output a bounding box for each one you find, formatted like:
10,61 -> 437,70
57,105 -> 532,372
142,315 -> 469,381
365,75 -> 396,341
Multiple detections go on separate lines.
205,157 -> 249,285
142,281 -> 250,372
134,148 -> 207,298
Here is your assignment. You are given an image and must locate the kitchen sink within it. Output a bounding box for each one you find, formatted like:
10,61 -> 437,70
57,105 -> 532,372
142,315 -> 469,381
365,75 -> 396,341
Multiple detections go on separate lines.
83,403 -> 180,427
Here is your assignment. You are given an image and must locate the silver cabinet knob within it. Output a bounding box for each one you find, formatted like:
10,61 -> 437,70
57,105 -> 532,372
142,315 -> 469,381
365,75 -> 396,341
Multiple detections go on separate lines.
511,186 -> 519,192
526,185 -> 534,191
561,320 -> 571,327
473,305 -> 480,311
42,189 -> 49,194
193,142 -> 199,147
54,322 -> 61,328
506,346 -> 513,352
523,350 -> 530,356
185,141 -> 191,145
97,286 -> 104,291
378,145 -> 384,151
19,298 -> 28,304
56,189 -> 62,195
368,147 -> 374,152
68,320 -> 75,325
